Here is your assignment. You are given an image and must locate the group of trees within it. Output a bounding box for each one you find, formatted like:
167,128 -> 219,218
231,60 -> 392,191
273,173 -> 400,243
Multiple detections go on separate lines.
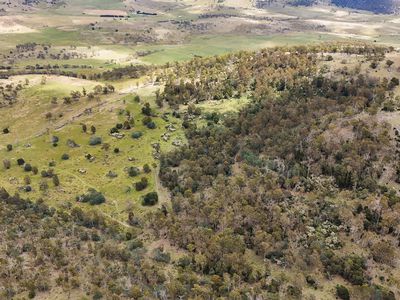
61,84 -> 115,106
0,82 -> 23,107
3,155 -> 60,192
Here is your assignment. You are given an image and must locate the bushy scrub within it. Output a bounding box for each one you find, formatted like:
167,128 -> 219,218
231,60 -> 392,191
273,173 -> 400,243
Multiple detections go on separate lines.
89,136 -> 102,146
78,189 -> 106,205
131,131 -> 143,139
142,192 -> 158,206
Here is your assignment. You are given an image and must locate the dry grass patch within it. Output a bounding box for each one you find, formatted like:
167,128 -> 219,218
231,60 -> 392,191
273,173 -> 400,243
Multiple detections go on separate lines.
0,16 -> 37,34
84,9 -> 127,16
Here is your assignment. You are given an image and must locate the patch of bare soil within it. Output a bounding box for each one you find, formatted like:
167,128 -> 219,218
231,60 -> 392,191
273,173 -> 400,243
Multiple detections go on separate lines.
0,15 -> 36,34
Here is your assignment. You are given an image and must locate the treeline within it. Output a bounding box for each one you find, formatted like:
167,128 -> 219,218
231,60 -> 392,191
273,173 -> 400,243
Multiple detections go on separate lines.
0,63 -> 152,81
92,64 -> 152,81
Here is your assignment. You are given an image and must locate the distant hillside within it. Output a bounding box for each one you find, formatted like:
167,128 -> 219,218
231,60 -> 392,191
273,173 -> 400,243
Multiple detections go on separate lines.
256,0 -> 399,13
331,0 -> 399,14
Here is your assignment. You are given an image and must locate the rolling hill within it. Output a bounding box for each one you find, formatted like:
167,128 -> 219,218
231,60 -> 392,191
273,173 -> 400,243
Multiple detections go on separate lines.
256,0 -> 400,13
331,0 -> 400,14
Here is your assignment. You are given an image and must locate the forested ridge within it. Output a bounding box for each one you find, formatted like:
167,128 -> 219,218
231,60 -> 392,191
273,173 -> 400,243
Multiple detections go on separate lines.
1,43 -> 400,299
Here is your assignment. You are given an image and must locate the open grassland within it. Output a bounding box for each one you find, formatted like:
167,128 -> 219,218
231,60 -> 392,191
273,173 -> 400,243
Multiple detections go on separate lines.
0,76 -> 185,222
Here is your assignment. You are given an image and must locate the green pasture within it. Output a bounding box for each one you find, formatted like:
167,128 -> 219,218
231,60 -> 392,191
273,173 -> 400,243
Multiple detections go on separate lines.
0,78 -> 184,220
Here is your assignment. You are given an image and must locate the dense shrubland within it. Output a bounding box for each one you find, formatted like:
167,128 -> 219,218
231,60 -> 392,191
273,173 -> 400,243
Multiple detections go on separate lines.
0,188 -> 168,299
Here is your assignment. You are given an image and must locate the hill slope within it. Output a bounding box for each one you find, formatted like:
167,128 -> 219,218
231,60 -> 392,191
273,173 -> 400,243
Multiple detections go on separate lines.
256,0 -> 400,13
331,0 -> 399,14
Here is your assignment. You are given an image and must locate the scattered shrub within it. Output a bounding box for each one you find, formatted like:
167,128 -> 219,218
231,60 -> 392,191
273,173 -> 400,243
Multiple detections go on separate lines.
141,103 -> 151,116
3,159 -> 11,170
143,164 -> 151,173
389,77 -> 400,90
131,131 -> 143,139
142,116 -> 152,126
142,192 -> 158,206
128,240 -> 143,250
24,164 -> 32,172
41,169 -> 54,178
152,248 -> 171,263
123,121 -> 131,129
39,180 -> 49,191
61,153 -> 70,160
128,167 -> 140,177
78,188 -> 106,205
135,177 -> 148,191
370,61 -> 378,69
336,285 -> 350,300
51,136 -> 59,143
110,127 -> 119,134
89,136 -> 102,146
177,256 -> 191,268
305,275 -> 317,288
146,121 -> 156,129
53,174 -> 60,187
24,176 -> 31,184
287,285 -> 301,298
